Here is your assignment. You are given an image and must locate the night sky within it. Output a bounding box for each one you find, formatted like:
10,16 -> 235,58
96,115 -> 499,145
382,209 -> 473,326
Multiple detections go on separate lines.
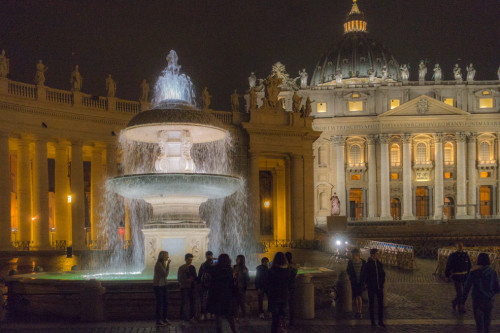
1,0 -> 498,110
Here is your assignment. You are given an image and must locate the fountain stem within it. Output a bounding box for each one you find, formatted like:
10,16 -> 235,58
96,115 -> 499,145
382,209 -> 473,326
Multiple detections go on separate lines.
155,130 -> 195,173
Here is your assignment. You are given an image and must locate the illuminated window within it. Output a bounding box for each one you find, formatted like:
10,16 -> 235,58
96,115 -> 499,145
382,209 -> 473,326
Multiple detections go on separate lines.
317,102 -> 327,113
444,172 -> 452,179
443,98 -> 454,106
482,91 -> 491,95
416,143 -> 427,163
391,173 -> 399,180
390,144 -> 400,166
352,93 -> 360,98
349,101 -> 363,111
444,142 -> 454,164
481,171 -> 490,178
479,142 -> 490,161
351,174 -> 361,180
479,98 -> 493,109
390,99 -> 400,109
350,145 -> 361,165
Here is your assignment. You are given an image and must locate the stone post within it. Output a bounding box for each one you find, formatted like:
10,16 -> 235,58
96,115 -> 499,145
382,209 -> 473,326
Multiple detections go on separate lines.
433,133 -> 444,220
367,135 -> 378,220
379,134 -> 392,220
332,136 -> 346,216
334,271 -> 352,316
293,274 -> 315,319
456,132 -> 468,218
17,138 -> 32,242
402,134 -> 414,220
91,146 -> 103,242
55,141 -> 71,244
32,138 -> 51,250
291,154 -> 304,240
467,133 -> 477,217
71,141 -> 86,251
249,152 -> 260,239
72,91 -> 82,107
107,97 -> 116,112
80,279 -> 106,321
0,134 -> 13,250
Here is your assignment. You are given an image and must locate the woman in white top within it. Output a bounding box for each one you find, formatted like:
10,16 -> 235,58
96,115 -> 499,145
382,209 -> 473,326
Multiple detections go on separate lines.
153,251 -> 171,326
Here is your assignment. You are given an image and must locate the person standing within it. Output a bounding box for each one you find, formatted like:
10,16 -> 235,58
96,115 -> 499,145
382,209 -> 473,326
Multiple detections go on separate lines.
208,254 -> 238,333
233,254 -> 250,320
153,251 -> 171,326
178,253 -> 197,323
268,252 -> 290,333
285,252 -> 298,326
445,242 -> 471,313
462,253 -> 499,333
365,249 -> 385,327
255,257 -> 270,319
346,248 -> 367,319
198,251 -> 214,321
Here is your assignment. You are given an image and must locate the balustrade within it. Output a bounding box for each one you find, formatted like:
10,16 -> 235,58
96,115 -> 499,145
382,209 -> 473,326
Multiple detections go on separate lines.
82,95 -> 108,110
116,99 -> 140,113
211,110 -> 232,124
46,87 -> 73,104
8,81 -> 37,99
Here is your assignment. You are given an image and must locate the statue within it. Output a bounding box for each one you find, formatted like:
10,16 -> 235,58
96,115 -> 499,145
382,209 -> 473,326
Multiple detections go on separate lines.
248,72 -> 256,88
292,91 -> 302,113
381,65 -> 388,82
70,65 -> 82,92
418,60 -> 427,82
106,74 -> 116,97
335,68 -> 343,85
330,193 -> 340,216
231,89 -> 239,112
367,67 -> 375,83
432,64 -> 442,82
271,62 -> 298,90
202,87 -> 212,110
298,68 -> 308,88
466,63 -> 476,81
34,60 -> 48,86
453,64 -> 463,83
0,49 -> 10,78
302,97 -> 314,117
400,64 -> 410,82
263,74 -> 282,108
249,87 -> 257,110
140,79 -> 149,102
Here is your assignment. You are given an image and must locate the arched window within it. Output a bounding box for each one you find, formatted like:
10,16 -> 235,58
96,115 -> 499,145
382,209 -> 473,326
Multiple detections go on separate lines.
350,145 -> 361,165
479,142 -> 490,161
416,143 -> 427,163
390,144 -> 400,166
444,142 -> 454,164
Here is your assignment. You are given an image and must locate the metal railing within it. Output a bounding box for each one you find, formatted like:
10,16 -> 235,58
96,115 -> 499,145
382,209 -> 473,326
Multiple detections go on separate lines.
356,239 -> 416,270
260,239 -> 322,252
12,241 -> 31,251
435,247 -> 500,278
52,240 -> 67,250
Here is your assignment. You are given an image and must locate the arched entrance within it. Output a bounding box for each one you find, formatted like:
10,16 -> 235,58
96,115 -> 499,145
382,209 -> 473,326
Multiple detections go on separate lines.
443,197 -> 455,219
348,189 -> 363,220
390,198 -> 401,220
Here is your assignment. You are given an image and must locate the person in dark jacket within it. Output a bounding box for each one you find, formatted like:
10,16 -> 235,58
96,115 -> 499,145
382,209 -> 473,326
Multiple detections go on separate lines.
177,253 -> 197,323
285,252 -> 298,326
445,242 -> 471,312
268,252 -> 290,333
233,254 -> 250,320
255,257 -> 270,319
346,248 -> 366,319
462,253 -> 500,333
208,254 -> 238,333
365,248 -> 385,327
153,251 -> 171,326
198,251 -> 214,321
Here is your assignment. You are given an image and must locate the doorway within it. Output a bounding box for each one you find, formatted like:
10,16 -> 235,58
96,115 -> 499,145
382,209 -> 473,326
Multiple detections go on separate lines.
415,187 -> 429,219
479,186 -> 492,217
349,189 -> 363,220
391,198 -> 401,220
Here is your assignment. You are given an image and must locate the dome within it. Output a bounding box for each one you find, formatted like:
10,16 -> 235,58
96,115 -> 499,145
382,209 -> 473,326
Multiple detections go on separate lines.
310,1 -> 400,86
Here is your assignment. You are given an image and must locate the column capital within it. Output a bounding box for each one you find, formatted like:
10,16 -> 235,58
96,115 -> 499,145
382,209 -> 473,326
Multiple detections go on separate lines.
331,135 -> 345,146
378,134 -> 391,144
467,132 -> 478,143
456,132 -> 467,142
70,140 -> 84,147
366,135 -> 377,145
433,133 -> 444,143
402,133 -> 412,144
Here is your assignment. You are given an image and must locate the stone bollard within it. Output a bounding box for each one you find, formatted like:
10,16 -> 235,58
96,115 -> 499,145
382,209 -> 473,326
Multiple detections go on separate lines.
293,274 -> 314,319
80,279 -> 106,321
333,271 -> 352,316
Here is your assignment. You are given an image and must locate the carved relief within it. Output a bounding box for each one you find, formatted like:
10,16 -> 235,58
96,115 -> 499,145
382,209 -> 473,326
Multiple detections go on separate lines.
417,98 -> 429,114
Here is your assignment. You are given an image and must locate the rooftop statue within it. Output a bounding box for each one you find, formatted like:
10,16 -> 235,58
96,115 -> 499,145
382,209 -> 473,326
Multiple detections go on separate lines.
298,68 -> 308,88
140,79 -> 149,102
466,63 -> 476,82
70,65 -> 82,92
418,60 -> 427,82
231,89 -> 240,112
106,74 -> 117,97
271,62 -> 298,90
263,74 -> 283,108
0,49 -> 10,78
400,64 -> 410,82
248,72 -> 256,88
302,96 -> 314,118
34,60 -> 48,86
292,91 -> 303,113
453,64 -> 463,83
498,66 -> 500,81
381,65 -> 388,82
202,87 -> 211,110
335,68 -> 343,85
249,87 -> 257,110
432,64 -> 442,82
367,67 -> 375,83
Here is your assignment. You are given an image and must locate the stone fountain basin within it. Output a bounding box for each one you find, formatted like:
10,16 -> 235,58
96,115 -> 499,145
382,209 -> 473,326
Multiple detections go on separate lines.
107,173 -> 241,200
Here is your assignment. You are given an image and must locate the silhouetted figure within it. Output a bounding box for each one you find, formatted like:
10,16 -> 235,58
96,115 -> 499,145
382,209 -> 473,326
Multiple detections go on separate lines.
446,242 -> 471,313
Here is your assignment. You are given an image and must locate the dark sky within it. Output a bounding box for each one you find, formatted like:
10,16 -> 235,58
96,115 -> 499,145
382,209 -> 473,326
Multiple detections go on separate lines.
1,0 -> 499,110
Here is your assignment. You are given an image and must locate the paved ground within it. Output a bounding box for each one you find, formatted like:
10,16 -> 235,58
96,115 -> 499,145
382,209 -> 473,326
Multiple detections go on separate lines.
1,253 -> 499,332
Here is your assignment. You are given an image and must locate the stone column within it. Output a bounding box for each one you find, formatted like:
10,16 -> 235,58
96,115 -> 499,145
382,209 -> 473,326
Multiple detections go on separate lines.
367,135 -> 378,220
54,141 -> 71,244
71,141 -> 85,251
91,146 -> 104,241
379,134 -> 392,220
303,154 -> 315,240
456,132 -> 468,218
433,133 -> 444,220
402,134 -> 414,220
17,139 -> 32,242
0,134 -> 13,250
332,136 -> 346,216
32,139 -> 51,250
467,133 -> 477,217
248,152 -> 260,239
291,154 -> 304,240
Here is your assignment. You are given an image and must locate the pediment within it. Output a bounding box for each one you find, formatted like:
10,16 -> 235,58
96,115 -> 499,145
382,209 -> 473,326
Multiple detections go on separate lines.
379,95 -> 470,117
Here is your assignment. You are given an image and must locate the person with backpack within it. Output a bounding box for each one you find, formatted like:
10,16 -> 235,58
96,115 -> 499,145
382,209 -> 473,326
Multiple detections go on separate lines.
233,254 -> 250,320
255,257 -> 270,319
198,251 -> 214,321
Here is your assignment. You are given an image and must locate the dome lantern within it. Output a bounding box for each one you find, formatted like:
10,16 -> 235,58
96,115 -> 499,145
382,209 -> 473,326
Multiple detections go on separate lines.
344,0 -> 367,34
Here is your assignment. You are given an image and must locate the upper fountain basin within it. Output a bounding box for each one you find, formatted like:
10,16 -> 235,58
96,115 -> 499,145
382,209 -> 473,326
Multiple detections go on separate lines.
107,173 -> 241,200
123,100 -> 226,144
